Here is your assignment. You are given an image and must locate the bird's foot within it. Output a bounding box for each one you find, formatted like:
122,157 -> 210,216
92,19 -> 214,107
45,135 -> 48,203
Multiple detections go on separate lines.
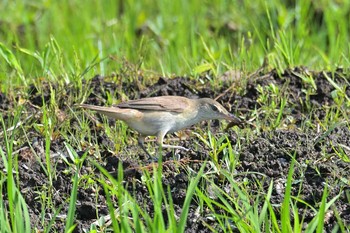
161,144 -> 190,151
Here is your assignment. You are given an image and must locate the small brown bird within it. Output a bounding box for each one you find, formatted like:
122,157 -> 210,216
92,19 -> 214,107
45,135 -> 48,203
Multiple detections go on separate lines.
79,96 -> 242,156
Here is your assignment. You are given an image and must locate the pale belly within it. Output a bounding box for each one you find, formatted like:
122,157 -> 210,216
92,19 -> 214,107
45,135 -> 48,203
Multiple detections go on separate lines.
124,111 -> 200,136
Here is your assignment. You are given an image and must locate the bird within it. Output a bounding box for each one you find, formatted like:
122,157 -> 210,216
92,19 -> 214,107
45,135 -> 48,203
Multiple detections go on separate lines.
79,96 -> 243,157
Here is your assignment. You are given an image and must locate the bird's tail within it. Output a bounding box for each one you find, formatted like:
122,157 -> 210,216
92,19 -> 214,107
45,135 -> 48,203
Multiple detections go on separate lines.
77,104 -> 121,118
77,104 -> 141,121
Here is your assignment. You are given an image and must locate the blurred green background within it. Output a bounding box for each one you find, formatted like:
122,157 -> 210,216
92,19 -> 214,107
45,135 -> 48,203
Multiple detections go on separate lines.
1,0 -> 350,87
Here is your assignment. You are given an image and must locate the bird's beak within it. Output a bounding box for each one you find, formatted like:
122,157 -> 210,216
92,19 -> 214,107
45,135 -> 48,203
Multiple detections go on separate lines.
225,113 -> 240,121
225,113 -> 244,128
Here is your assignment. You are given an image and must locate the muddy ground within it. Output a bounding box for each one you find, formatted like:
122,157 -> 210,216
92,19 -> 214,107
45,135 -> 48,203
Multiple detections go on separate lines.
1,67 -> 349,232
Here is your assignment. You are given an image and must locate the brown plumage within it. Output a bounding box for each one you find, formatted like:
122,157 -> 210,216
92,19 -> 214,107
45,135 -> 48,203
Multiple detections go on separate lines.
79,96 -> 243,157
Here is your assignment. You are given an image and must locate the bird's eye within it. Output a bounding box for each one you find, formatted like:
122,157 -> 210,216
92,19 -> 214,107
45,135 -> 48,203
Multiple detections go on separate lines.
210,104 -> 219,112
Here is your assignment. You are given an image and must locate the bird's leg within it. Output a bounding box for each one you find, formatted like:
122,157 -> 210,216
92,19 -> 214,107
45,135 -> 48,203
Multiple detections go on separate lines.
137,135 -> 157,161
157,132 -> 190,151
156,132 -> 189,161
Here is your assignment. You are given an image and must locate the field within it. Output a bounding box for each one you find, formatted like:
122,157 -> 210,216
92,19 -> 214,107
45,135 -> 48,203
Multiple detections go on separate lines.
0,1 -> 349,232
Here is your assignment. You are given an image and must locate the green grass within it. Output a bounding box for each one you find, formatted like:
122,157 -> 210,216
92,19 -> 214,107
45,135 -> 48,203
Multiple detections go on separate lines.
0,111 -> 31,233
1,0 -> 350,87
0,0 -> 349,232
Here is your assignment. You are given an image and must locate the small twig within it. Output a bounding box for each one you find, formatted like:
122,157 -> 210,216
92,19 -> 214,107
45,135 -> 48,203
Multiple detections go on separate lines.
0,114 -> 33,137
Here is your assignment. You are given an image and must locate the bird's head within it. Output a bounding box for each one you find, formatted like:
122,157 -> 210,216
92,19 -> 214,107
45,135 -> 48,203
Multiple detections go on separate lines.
198,98 -> 243,127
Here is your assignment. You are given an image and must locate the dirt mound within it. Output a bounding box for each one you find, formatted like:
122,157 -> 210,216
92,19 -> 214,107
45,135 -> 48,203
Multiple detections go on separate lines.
1,68 -> 349,232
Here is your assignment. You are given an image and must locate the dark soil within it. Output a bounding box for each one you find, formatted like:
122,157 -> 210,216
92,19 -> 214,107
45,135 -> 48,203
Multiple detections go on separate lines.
0,67 -> 349,232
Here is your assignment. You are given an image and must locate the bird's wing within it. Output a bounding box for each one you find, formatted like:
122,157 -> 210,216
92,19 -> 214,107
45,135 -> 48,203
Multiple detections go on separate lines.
117,96 -> 190,113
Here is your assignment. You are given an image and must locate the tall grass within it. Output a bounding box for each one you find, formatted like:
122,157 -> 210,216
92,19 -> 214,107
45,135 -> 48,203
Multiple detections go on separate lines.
1,0 -> 350,88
